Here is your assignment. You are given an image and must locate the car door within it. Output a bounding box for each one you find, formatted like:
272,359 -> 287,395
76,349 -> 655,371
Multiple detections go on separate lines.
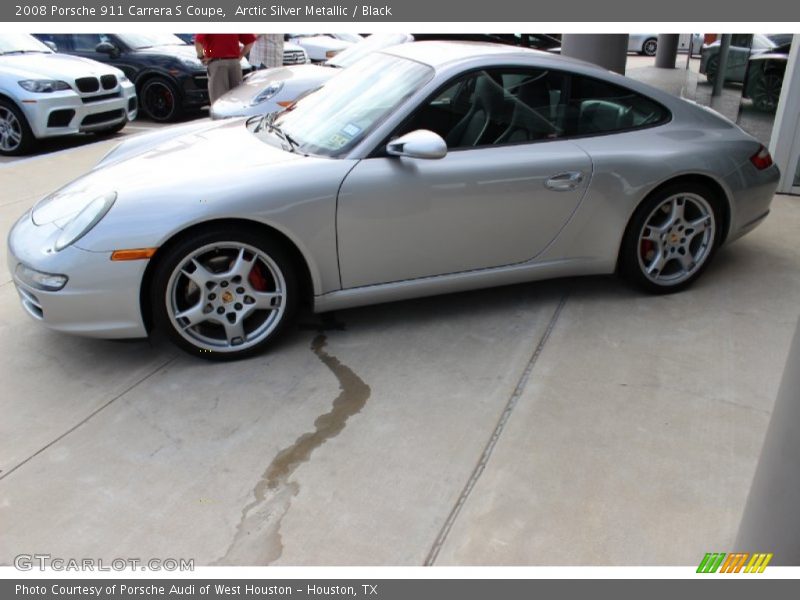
336,68 -> 593,289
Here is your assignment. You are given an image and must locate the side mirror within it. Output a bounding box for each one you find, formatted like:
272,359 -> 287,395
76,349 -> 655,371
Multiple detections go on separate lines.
386,129 -> 447,159
95,41 -> 118,57
43,40 -> 58,52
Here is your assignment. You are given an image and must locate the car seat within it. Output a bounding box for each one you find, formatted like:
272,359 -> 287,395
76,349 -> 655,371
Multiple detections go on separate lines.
445,74 -> 505,147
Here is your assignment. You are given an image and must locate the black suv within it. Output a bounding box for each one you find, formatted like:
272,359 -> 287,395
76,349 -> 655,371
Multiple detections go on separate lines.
35,33 -> 251,122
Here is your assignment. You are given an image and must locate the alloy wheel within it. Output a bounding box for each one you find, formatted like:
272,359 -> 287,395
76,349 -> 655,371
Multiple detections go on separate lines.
643,39 -> 658,56
143,80 -> 177,121
751,74 -> 783,112
165,242 -> 287,353
637,193 -> 716,286
0,106 -> 23,153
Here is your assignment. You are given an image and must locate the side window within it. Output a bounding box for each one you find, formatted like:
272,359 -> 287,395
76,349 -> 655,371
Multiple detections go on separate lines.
396,68 -> 566,149
563,75 -> 669,136
731,34 -> 754,48
70,34 -> 105,52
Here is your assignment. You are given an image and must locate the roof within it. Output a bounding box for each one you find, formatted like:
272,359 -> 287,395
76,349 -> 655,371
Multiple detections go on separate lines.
381,40 -> 603,73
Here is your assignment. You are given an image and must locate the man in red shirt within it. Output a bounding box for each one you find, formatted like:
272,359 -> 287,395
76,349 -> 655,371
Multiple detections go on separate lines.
194,34 -> 257,103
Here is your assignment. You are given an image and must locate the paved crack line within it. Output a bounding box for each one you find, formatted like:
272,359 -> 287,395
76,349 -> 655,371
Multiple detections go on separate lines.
0,356 -> 177,482
423,292 -> 569,566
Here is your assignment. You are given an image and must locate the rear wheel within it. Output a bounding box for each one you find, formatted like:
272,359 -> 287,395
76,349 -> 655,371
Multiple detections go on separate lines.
642,38 -> 658,56
751,73 -> 783,112
620,183 -> 722,293
151,227 -> 297,360
0,99 -> 35,156
140,77 -> 181,122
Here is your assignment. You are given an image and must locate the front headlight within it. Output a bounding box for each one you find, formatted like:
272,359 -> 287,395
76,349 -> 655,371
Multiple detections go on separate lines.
251,81 -> 285,105
54,192 -> 116,251
179,56 -> 203,69
18,79 -> 71,93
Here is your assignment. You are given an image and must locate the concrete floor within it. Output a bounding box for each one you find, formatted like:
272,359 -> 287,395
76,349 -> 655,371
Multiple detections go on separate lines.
1,133 -> 799,566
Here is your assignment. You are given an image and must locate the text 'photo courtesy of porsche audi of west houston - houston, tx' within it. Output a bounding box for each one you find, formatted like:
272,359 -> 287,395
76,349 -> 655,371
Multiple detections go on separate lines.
7,42 -> 779,360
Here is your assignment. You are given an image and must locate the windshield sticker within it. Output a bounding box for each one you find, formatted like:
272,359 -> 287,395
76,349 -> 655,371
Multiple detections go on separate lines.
327,133 -> 350,149
341,123 -> 362,138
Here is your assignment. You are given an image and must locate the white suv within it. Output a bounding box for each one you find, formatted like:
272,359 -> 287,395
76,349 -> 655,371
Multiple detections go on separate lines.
0,33 -> 137,156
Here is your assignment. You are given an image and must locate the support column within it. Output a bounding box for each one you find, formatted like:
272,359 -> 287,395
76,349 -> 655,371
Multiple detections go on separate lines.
736,317 -> 800,563
655,34 -> 680,68
560,34 -> 629,75
769,36 -> 800,194
712,34 -> 732,96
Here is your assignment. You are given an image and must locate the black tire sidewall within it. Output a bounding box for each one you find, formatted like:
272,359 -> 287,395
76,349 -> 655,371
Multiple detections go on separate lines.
140,77 -> 181,122
151,227 -> 298,360
0,99 -> 36,156
620,182 -> 723,294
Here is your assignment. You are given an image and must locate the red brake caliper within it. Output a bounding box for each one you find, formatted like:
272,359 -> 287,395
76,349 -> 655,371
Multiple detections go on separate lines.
248,262 -> 269,291
641,239 -> 654,261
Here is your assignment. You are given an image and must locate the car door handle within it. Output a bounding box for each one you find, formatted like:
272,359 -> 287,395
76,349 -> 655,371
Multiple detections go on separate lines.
545,171 -> 584,191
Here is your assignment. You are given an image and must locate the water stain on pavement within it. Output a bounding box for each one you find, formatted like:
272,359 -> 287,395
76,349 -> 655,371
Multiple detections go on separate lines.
215,333 -> 370,565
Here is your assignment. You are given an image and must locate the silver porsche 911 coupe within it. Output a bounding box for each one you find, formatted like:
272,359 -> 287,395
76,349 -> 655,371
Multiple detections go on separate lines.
7,41 -> 780,359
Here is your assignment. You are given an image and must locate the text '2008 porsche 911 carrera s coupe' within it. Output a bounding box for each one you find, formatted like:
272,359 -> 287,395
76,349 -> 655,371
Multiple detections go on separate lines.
7,41 -> 780,359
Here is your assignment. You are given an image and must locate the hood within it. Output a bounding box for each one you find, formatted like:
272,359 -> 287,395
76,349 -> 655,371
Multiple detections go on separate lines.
0,52 -> 121,81
132,43 -> 251,70
32,119 -> 303,225
219,64 -> 334,105
292,36 -> 352,54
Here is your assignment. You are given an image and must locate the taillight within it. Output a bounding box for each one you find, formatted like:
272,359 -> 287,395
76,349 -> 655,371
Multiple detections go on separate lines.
750,145 -> 773,170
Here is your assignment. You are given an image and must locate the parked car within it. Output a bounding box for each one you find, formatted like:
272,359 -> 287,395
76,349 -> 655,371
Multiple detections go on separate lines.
7,42 -> 779,359
34,33 -> 253,121
286,34 -> 355,62
743,42 -> 792,112
211,33 -> 412,119
628,34 -> 660,56
0,33 -> 136,156
700,34 -> 788,83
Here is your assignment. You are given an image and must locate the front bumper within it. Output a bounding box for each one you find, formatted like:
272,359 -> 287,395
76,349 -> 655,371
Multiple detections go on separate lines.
19,81 -> 138,139
7,212 -> 149,339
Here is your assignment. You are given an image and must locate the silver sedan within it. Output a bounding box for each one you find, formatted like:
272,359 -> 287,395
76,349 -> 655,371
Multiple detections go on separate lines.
7,42 -> 780,359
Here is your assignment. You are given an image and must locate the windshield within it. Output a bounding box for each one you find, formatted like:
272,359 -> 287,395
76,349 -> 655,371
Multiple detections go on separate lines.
328,33 -> 412,68
117,33 -> 185,49
0,33 -> 52,54
257,52 -> 433,158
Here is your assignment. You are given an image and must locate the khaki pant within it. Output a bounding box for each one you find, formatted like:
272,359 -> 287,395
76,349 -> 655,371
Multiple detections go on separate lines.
207,58 -> 243,103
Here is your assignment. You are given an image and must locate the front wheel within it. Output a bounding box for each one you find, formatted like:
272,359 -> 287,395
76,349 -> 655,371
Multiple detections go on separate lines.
151,227 -> 297,360
0,99 -> 36,156
620,183 -> 722,293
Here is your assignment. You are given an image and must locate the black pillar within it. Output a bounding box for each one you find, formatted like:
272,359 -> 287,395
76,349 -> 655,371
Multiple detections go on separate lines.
655,34 -> 680,68
560,34 -> 629,75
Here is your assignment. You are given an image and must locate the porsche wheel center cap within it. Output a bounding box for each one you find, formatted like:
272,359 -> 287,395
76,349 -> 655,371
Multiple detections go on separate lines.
221,291 -> 235,304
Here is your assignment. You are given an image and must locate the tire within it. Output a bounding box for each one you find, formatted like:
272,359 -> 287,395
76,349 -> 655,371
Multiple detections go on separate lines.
751,73 -> 783,112
139,77 -> 182,122
151,227 -> 298,360
642,38 -> 658,57
620,182 -> 723,294
706,55 -> 720,83
0,99 -> 36,156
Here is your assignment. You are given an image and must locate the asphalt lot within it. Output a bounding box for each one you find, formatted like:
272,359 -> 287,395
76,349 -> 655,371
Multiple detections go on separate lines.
1,57 -> 799,566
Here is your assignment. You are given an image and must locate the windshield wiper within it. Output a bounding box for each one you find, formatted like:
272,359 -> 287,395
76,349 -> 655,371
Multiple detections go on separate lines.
2,50 -> 48,55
